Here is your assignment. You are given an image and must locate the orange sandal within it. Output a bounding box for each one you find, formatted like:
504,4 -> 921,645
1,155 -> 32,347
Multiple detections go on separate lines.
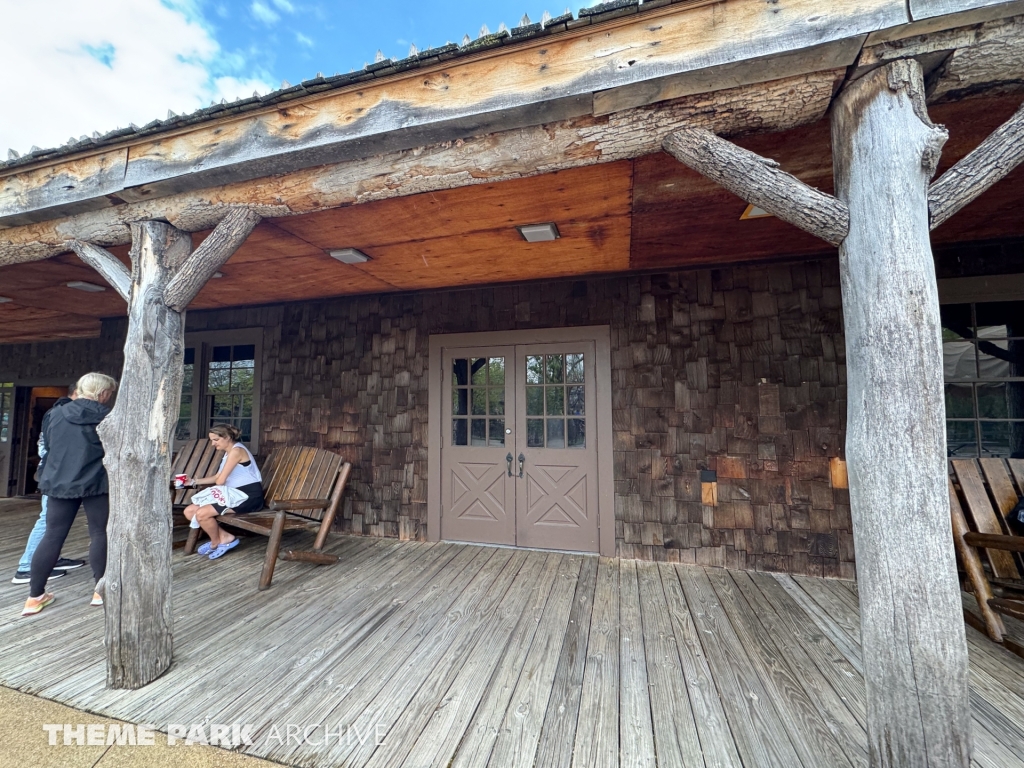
22,593 -> 55,616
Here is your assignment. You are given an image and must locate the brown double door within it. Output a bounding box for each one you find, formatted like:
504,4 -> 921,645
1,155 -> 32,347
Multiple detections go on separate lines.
440,341 -> 599,553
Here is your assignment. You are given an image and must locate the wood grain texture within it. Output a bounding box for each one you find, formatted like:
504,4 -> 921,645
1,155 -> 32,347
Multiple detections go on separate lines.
930,100 -> 1024,230
0,70 -> 843,265
831,59 -> 970,768
950,478 -> 1007,642
66,240 -> 132,302
100,221 -> 189,689
909,0 -> 1021,21
163,208 -> 261,311
663,128 -> 849,246
0,0 -> 905,227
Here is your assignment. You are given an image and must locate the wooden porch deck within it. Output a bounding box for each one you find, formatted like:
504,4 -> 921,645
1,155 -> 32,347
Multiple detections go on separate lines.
1,498 -> 1023,768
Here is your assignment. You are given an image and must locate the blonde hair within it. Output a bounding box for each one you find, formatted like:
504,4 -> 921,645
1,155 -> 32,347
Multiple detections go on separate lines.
209,423 -> 241,443
75,372 -> 118,401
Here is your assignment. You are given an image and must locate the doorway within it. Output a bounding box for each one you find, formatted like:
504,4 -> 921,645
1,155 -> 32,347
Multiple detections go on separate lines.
428,327 -> 614,555
11,386 -> 70,496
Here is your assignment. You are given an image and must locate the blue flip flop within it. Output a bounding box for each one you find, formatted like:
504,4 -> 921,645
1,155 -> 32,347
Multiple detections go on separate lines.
208,539 -> 240,560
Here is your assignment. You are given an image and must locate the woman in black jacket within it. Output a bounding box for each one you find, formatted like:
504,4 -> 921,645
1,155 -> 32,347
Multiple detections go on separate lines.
22,372 -> 117,616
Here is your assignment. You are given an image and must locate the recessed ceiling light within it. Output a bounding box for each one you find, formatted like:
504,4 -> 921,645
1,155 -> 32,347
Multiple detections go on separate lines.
517,223 -> 560,242
740,203 -> 773,220
212,271 -> 224,278
66,281 -> 106,292
328,248 -> 371,264
0,297 -> 12,303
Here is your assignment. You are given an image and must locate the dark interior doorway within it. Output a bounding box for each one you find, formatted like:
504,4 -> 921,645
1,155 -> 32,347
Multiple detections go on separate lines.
20,386 -> 69,495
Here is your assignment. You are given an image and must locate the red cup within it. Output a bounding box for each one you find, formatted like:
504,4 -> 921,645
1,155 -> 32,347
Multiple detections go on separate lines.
174,474 -> 188,489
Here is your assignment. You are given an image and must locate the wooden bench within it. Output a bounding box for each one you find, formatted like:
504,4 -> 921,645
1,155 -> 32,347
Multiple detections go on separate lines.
948,457 -> 1024,656
184,446 -> 352,590
170,438 -> 223,509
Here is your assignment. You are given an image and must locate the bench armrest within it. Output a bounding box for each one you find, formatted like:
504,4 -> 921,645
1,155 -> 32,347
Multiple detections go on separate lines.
964,531 -> 1024,553
269,498 -> 331,511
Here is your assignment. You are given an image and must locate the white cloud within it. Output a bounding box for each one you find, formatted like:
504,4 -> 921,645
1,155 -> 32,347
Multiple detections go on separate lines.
295,32 -> 314,48
0,0 -> 276,155
251,1 -> 280,24
271,0 -> 296,12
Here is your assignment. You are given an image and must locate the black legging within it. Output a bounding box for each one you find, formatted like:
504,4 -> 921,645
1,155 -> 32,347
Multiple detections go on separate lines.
29,495 -> 108,597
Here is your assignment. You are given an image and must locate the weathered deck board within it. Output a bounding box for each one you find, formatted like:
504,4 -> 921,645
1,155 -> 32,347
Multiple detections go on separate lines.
1,499 -> 1023,767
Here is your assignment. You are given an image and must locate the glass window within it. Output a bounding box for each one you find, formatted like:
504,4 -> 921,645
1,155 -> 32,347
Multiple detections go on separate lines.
452,357 -> 504,447
525,353 -> 586,449
0,383 -> 12,443
940,302 -> 1024,458
176,348 -> 195,441
206,343 -> 256,442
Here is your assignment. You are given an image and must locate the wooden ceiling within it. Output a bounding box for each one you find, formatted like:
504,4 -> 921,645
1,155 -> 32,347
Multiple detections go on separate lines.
0,94 -> 1021,344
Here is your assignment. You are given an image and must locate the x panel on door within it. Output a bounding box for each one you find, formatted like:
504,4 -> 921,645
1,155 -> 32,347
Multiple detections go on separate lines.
440,341 -> 599,553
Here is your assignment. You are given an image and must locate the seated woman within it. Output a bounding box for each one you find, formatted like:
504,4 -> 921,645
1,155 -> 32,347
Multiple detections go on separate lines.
183,424 -> 264,560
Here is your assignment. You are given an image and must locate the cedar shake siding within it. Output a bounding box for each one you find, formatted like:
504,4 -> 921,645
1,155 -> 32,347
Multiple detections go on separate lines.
0,257 -> 851,578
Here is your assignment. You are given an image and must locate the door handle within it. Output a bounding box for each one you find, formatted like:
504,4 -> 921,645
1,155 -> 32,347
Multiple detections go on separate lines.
506,453 -> 513,477
518,453 -> 525,479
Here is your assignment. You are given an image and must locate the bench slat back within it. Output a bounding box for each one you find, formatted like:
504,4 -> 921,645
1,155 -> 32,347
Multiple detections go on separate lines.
951,458 -> 1021,579
262,446 -> 346,522
171,439 -> 224,507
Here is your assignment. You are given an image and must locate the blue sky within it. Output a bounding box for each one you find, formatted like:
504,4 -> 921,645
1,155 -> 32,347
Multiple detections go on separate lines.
0,0 -> 593,154
205,0 -> 587,86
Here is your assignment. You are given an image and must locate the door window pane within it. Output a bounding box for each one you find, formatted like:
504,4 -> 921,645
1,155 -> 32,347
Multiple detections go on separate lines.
525,352 -> 586,448
526,356 -> 544,384
526,387 -> 544,416
489,419 -> 505,447
546,387 -> 564,416
527,419 -> 544,448
568,418 -> 586,448
546,419 -> 565,449
452,356 -> 504,448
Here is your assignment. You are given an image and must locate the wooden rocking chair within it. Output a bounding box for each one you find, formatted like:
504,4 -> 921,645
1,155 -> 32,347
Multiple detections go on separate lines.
184,446 -> 353,590
948,457 -> 1024,657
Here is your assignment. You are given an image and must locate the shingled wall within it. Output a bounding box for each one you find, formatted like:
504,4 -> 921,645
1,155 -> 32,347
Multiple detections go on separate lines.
0,258 -> 851,577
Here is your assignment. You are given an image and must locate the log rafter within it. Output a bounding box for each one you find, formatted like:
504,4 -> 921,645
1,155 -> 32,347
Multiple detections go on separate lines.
65,240 -> 132,302
662,128 -> 849,246
928,99 -> 1024,229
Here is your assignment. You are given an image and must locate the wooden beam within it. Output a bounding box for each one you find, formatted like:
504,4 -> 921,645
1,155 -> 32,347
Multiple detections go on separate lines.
0,69 -> 843,266
662,128 -> 849,246
593,37 -> 866,115
909,0 -> 1021,20
163,209 -> 261,311
832,59 -> 971,768
857,14 -> 1024,101
866,0 -> 1024,43
929,100 -> 1024,228
0,0 -> 907,228
65,240 -> 132,302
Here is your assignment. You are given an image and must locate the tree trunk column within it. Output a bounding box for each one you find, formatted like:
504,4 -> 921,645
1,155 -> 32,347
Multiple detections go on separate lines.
100,221 -> 192,689
832,60 -> 970,767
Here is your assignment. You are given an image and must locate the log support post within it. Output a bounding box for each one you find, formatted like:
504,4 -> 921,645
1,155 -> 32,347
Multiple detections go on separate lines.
70,209 -> 260,689
831,60 -> 970,768
661,56 -> 1006,768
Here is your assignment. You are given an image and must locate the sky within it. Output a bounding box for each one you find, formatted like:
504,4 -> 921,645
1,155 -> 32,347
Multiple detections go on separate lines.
0,0 -> 595,156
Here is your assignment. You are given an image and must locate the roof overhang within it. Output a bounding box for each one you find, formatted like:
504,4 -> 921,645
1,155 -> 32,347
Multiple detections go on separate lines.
2,0 -> 1021,234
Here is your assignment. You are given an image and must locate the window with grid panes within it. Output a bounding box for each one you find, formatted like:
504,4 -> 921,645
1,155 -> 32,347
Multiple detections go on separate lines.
526,353 -> 585,449
451,357 -> 505,447
207,344 -> 256,442
941,301 -> 1024,458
